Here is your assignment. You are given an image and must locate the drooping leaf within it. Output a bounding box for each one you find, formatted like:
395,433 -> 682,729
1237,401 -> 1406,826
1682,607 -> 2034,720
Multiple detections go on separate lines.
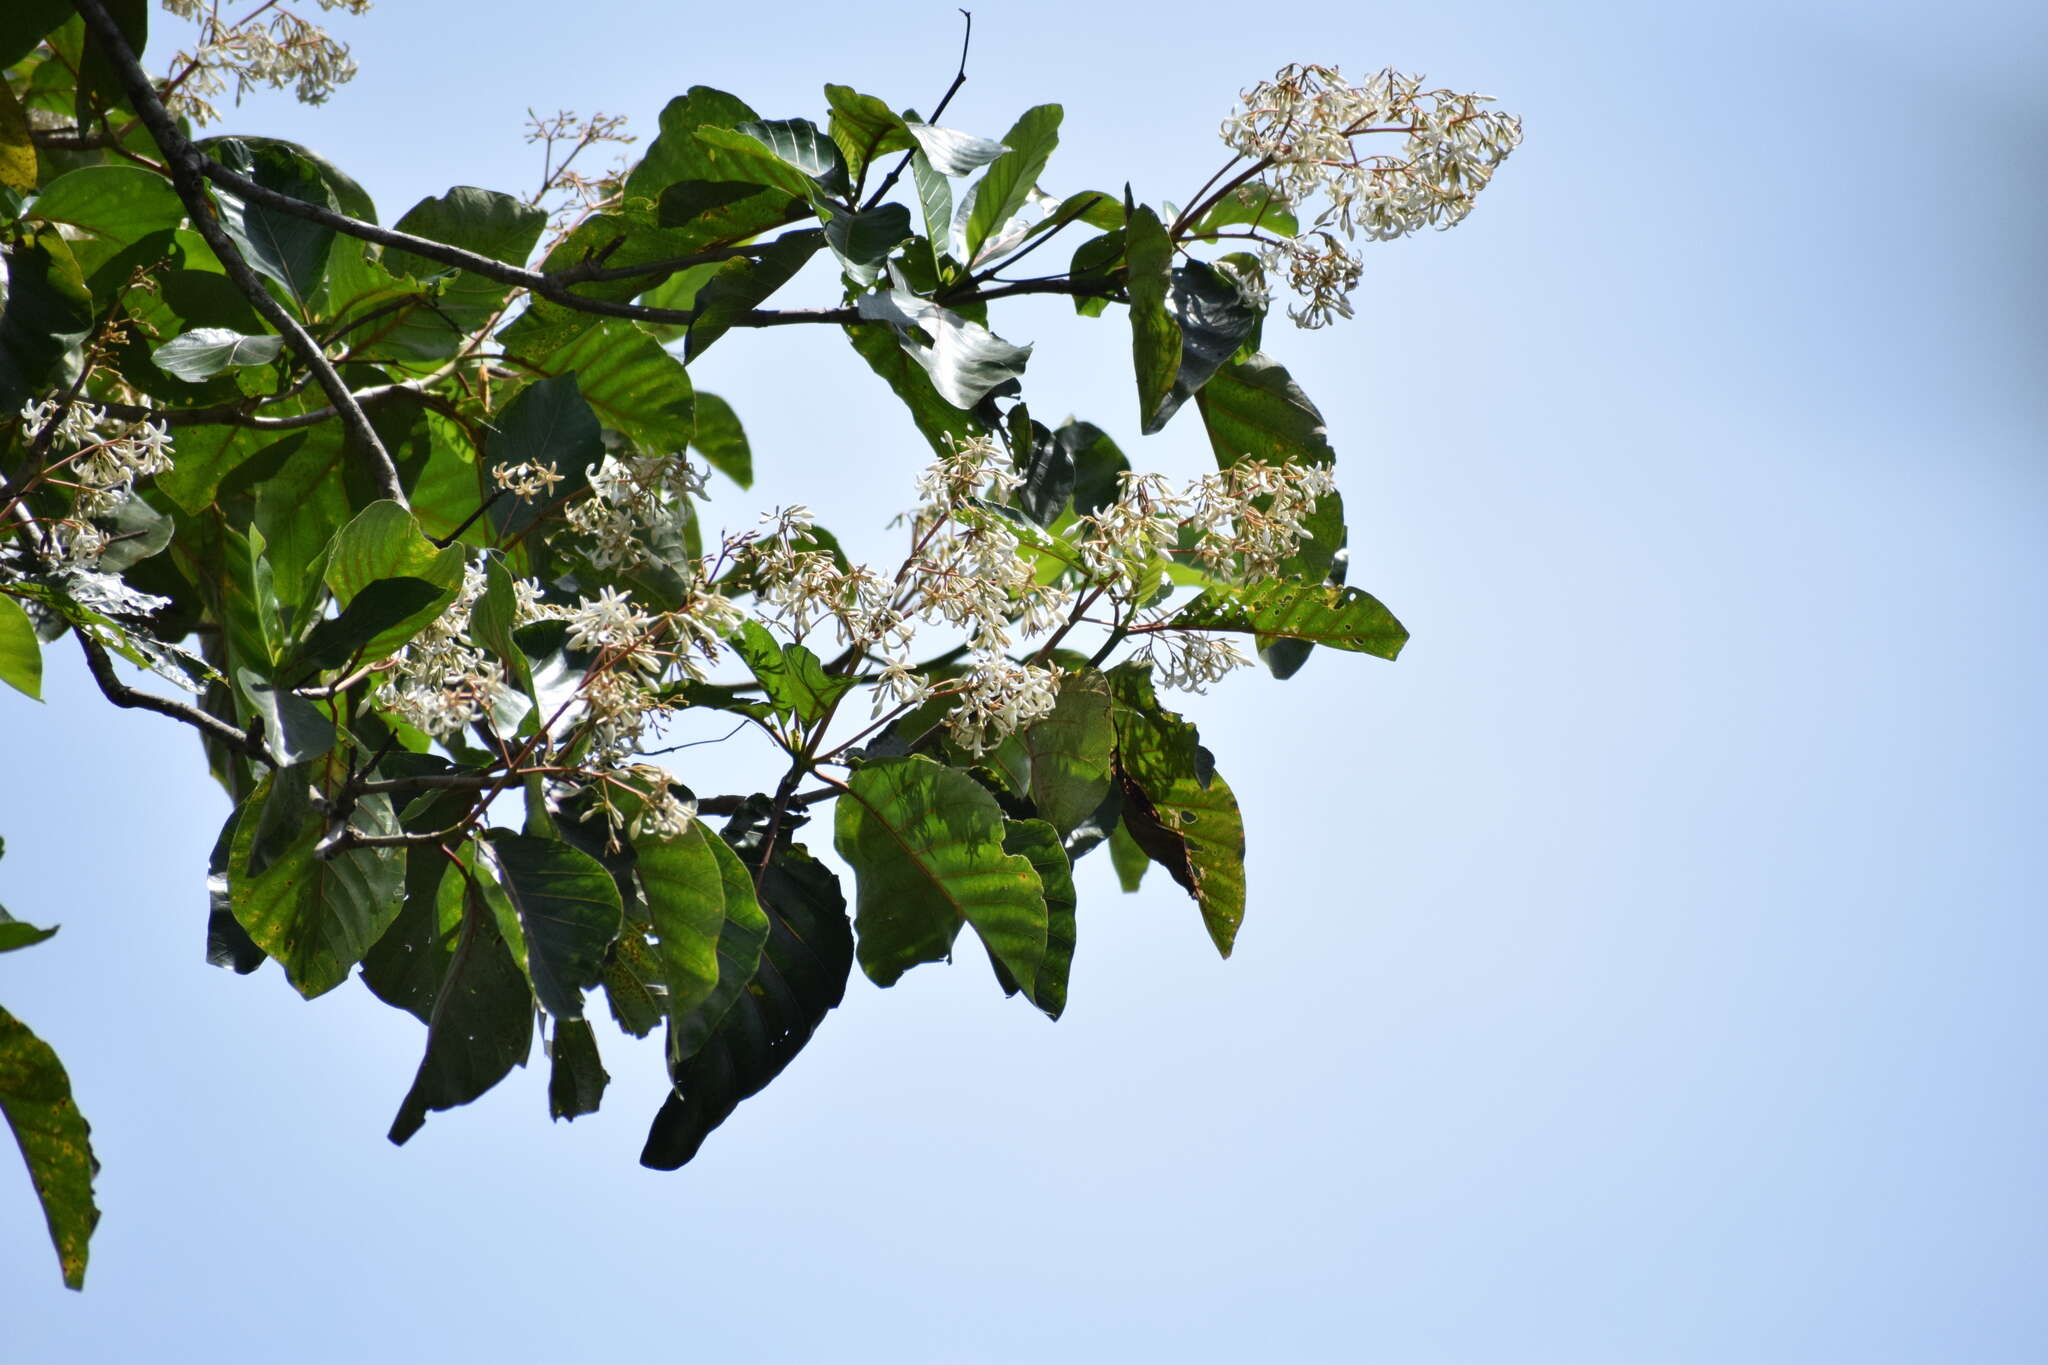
834,754 -> 1049,993
1010,413 -> 1072,528
546,1018 -> 609,1121
908,150 -> 953,275
149,327 -> 284,381
0,595 -> 42,700
855,274 -> 1032,410
205,137 -> 339,308
318,502 -> 466,658
359,844 -> 465,1024
521,318 -> 696,451
1020,668 -> 1114,837
227,774 -> 407,997
997,819 -> 1077,1019
640,815 -> 852,1171
1108,818 -> 1149,892
822,202 -> 913,287
1194,351 -> 1343,580
1055,420 -> 1130,518
388,857 -> 535,1144
233,667 -> 335,766
481,831 -> 623,1020
633,818 -> 769,1050
842,320 -> 977,456
689,391 -> 752,488
0,1007 -> 99,1290
1107,666 -> 1247,957
1167,580 -> 1408,660
963,105 -> 1061,263
1125,204 -> 1182,433
1146,261 -> 1262,432
291,575 -> 449,673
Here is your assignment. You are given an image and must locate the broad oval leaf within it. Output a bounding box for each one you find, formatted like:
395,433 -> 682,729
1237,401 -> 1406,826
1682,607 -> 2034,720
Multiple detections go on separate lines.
633,819 -> 769,1053
963,104 -> 1061,263
482,831 -> 623,1020
997,819 -> 1077,1019
834,754 -> 1049,991
1125,205 -> 1182,433
1167,580 -> 1409,661
0,595 -> 42,700
1020,668 -> 1115,837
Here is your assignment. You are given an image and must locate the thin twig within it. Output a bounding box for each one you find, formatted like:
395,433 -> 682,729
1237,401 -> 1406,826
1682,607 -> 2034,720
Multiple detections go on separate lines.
862,9 -> 973,212
74,627 -> 270,763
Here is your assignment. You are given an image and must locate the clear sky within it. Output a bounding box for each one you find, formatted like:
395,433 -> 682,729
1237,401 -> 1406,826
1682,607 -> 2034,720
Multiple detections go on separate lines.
4,2 -> 2044,1361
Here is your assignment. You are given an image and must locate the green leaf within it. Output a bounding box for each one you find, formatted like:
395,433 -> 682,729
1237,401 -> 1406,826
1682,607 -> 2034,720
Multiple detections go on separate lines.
822,202 -> 913,287
834,754 -> 1049,992
640,810 -> 851,1170
1125,204 -> 1181,433
0,227 -> 92,414
388,854 -> 535,1144
1108,817 -> 1148,892
729,619 -> 854,727
483,373 -> 604,541
1192,183 -> 1299,238
1055,420 -> 1130,518
0,1006 -> 99,1290
359,843 -> 465,1023
824,84 -> 912,177
546,1018 -> 608,1121
0,906 -> 58,954
634,820 -> 769,1058
1168,580 -> 1408,660
319,501 -> 466,657
205,137 -> 339,308
1011,414 -> 1071,527
726,117 -> 851,197
149,327 -> 283,381
233,666 -> 335,766
842,320 -> 977,456
626,87 -> 762,199
292,575 -> 449,672
905,123 -> 1009,176
908,150 -> 953,277
1020,668 -> 1115,837
684,228 -> 824,362
1146,261 -> 1261,433
0,596 -> 42,700
1194,352 -> 1343,581
997,819 -> 1076,1019
228,773 -> 407,997
1108,667 -> 1246,956
963,105 -> 1061,264
522,318 -> 695,451
481,831 -> 623,1020
688,391 -> 751,488
603,933 -> 665,1038
0,79 -> 33,195
0,0 -> 75,69
855,276 -> 1032,410
382,185 -> 546,345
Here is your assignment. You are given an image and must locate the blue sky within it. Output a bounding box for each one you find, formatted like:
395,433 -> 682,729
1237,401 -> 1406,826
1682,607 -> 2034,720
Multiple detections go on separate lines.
3,2 -> 2044,1360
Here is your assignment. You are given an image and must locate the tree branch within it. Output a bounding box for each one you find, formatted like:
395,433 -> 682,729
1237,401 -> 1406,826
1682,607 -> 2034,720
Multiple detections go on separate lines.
73,628 -> 270,764
69,0 -> 407,506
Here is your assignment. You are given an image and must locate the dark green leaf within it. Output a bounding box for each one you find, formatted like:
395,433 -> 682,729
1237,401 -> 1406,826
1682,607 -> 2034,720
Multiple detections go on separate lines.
25,166 -> 182,265
1169,580 -> 1407,660
546,1018 -> 608,1121
655,179 -> 770,229
484,373 -> 604,540
1107,666 -> 1247,957
964,105 -> 1060,263
685,228 -> 824,362
386,185 -> 545,278
1125,204 -> 1181,432
823,201 -> 913,287
1011,415 -> 1071,527
292,576 -> 448,673
481,831 -> 623,1020
1194,352 -> 1343,580
228,773 -> 406,997
233,666 -> 335,766
603,933 -> 665,1039
0,595 -> 42,700
523,319 -> 695,451
1055,420 -> 1130,518
640,816 -> 851,1170
319,501 -> 466,657
834,754 -> 1049,992
1146,261 -> 1262,432
998,819 -> 1076,1019
1108,818 -> 1148,892
0,80 -> 35,195
0,227 -> 92,413
0,0 -> 75,69
0,1006 -> 98,1290
1020,668 -> 1114,837
149,327 -> 283,381
359,845 -> 464,1023
729,117 -> 850,196
388,858 -> 534,1144
689,391 -> 752,488
205,137 -> 338,308
0,907 -> 57,954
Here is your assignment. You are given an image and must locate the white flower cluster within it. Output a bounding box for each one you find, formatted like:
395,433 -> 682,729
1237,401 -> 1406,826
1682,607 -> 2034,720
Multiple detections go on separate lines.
374,561 -> 518,740
1220,63 -> 1522,326
563,452 -> 707,572
17,398 -> 175,563
158,0 -> 371,124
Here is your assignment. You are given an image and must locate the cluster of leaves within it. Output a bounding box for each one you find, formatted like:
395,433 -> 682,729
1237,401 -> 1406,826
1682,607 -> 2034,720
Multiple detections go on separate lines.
0,3 -> 1439,1290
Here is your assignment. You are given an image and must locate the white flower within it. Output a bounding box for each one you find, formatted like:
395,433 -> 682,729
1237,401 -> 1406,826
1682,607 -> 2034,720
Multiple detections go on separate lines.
565,586 -> 653,651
